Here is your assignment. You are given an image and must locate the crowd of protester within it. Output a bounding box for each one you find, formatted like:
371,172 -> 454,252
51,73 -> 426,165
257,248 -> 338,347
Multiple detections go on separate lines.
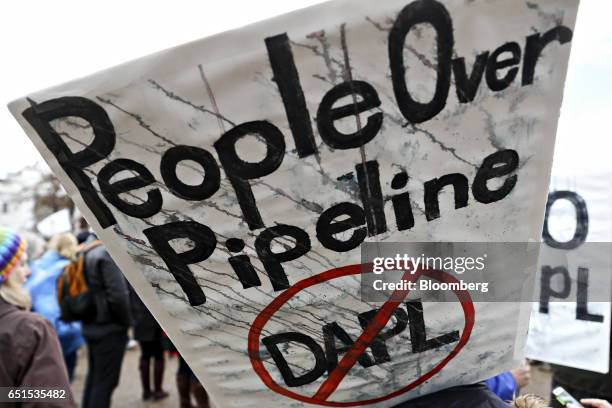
0,219 -> 210,408
0,219 -> 610,408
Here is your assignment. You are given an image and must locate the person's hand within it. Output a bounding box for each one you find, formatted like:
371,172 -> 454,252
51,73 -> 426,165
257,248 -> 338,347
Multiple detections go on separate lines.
510,361 -> 531,389
578,399 -> 612,408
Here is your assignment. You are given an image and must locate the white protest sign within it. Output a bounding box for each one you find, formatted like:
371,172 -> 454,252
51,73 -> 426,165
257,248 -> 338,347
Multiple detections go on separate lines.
526,174 -> 612,374
9,0 -> 578,406
36,208 -> 72,238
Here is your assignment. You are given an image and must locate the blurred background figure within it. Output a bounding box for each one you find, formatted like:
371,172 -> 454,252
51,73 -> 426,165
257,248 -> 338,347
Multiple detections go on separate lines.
0,226 -> 74,406
486,361 -> 532,402
164,342 -> 209,408
74,215 -> 95,244
80,241 -> 132,408
177,355 -> 210,408
392,383 -> 509,407
129,285 -> 169,401
25,232 -> 84,381
20,230 -> 47,261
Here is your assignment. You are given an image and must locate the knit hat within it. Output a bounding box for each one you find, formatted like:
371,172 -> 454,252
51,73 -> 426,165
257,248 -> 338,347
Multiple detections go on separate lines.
0,227 -> 27,285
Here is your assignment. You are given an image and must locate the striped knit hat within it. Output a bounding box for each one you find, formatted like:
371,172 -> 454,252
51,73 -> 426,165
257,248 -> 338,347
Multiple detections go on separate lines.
0,227 -> 27,285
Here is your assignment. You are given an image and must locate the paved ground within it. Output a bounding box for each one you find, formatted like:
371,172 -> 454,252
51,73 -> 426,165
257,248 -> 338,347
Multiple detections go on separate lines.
72,343 -> 181,408
70,343 -> 554,407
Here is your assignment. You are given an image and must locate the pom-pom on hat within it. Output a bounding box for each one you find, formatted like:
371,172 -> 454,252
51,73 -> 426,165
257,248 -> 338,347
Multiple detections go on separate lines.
0,227 -> 27,285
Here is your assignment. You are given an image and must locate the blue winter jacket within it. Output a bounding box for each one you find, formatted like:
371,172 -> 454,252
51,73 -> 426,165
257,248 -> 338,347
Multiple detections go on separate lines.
25,250 -> 85,356
485,371 -> 518,402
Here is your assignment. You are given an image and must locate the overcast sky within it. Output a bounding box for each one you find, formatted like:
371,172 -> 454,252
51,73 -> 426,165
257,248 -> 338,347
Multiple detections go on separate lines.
1,0 -> 609,178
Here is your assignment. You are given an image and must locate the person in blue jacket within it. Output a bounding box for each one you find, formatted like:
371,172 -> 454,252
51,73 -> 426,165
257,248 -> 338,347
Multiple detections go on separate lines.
25,232 -> 84,381
485,361 -> 531,402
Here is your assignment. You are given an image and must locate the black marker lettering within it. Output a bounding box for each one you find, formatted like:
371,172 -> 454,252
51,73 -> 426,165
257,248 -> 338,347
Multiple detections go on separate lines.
22,97 -> 117,228
265,33 -> 317,158
473,149 -> 519,204
161,145 -> 220,201
143,221 -> 216,306
214,121 -> 285,230
389,0 -> 453,123
424,173 -> 469,221
317,81 -> 382,149
255,224 -> 311,291
98,158 -> 162,219
522,26 -> 573,86
316,202 -> 367,252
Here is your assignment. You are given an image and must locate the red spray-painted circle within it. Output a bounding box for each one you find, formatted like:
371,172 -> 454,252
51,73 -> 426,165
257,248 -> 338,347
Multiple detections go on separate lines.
248,264 -> 475,406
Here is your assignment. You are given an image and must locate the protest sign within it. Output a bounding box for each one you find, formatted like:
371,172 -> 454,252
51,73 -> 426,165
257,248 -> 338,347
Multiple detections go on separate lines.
9,0 -> 579,405
526,174 -> 612,374
36,208 -> 72,238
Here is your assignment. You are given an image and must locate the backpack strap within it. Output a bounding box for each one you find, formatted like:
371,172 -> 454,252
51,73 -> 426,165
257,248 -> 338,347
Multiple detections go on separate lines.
77,239 -> 103,255
79,240 -> 103,284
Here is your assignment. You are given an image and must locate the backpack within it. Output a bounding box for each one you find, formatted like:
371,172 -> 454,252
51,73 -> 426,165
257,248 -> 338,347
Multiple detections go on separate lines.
57,240 -> 103,322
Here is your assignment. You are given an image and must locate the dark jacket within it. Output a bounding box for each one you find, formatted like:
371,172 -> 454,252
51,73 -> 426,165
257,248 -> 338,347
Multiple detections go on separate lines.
128,285 -> 162,342
0,298 -> 75,407
393,384 -> 510,408
552,309 -> 612,400
82,245 -> 132,339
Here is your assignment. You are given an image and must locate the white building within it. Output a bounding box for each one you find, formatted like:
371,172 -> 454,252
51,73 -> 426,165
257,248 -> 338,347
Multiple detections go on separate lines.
0,162 -> 72,233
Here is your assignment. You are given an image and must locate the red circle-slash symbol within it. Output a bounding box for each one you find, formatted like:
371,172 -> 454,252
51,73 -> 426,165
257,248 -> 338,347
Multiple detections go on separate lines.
248,263 -> 475,406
